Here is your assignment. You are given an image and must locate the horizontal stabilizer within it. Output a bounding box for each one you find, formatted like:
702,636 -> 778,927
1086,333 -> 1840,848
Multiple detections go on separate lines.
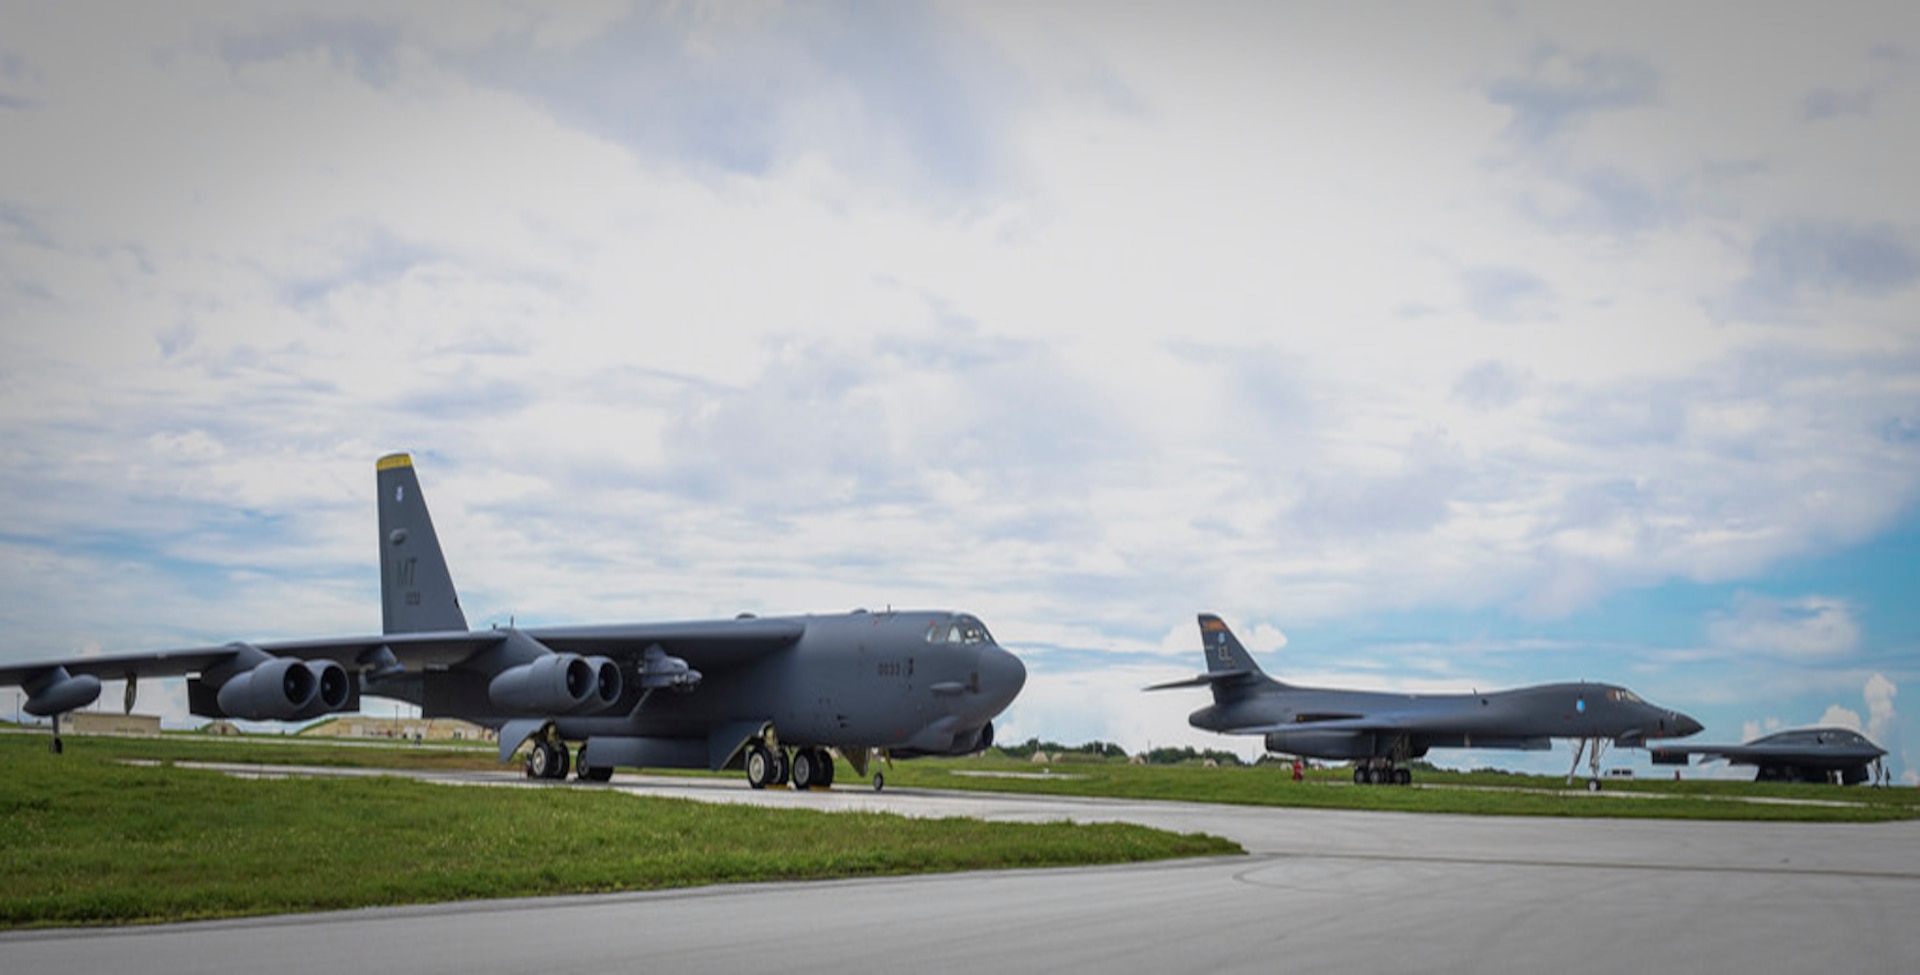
1145,669 -> 1253,691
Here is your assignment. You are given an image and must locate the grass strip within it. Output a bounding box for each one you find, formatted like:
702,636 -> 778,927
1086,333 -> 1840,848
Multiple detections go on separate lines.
0,741 -> 1237,929
20,731 -> 1917,823
878,757 -> 1920,822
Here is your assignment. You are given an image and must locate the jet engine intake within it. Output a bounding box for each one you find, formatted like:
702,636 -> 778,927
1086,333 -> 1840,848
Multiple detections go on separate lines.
582,655 -> 624,711
894,720 -> 995,759
216,657 -> 351,720
488,653 -> 596,714
23,666 -> 102,717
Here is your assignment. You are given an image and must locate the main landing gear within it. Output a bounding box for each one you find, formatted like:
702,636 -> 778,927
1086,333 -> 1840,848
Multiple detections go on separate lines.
745,742 -> 839,791
1351,758 -> 1413,786
1566,737 -> 1608,792
523,733 -> 613,782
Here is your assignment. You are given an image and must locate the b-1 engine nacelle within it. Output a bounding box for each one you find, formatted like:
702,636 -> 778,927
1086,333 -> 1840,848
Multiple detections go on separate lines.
216,656 -> 352,721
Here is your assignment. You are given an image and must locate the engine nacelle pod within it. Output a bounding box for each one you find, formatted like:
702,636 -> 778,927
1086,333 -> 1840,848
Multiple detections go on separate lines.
23,666 -> 103,717
582,656 -> 624,711
488,654 -> 596,714
955,719 -> 994,755
216,658 -> 351,721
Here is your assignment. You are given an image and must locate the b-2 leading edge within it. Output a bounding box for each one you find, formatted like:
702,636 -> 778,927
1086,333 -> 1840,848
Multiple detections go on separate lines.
0,454 -> 1027,791
1149,614 -> 1702,790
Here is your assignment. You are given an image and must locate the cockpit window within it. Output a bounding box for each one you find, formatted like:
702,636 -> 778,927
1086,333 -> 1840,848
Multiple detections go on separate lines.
1608,689 -> 1642,704
926,615 -> 994,646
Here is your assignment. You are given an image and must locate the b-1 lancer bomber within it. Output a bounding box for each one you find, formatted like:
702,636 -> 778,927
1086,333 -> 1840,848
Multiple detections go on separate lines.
1149,614 -> 1702,790
0,454 -> 1027,791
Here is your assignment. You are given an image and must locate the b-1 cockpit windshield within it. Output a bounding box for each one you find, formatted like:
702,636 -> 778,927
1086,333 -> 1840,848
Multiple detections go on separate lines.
926,615 -> 994,646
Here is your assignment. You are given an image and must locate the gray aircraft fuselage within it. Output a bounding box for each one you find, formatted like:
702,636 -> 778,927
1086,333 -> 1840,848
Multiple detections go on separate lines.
1152,614 -> 1701,784
0,453 -> 1027,789
392,609 -> 1027,773
1197,680 -> 1698,759
1652,727 -> 1886,784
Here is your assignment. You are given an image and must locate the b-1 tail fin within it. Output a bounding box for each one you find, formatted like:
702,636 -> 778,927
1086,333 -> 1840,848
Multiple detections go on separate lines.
1198,614 -> 1266,677
376,453 -> 468,635
1144,614 -> 1275,694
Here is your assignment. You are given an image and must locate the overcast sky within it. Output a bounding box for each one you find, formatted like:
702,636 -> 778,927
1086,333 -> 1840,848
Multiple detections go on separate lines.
3,2 -> 1915,782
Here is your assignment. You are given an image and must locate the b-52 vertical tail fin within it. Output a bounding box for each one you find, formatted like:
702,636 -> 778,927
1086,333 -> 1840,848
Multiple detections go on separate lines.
376,453 -> 468,635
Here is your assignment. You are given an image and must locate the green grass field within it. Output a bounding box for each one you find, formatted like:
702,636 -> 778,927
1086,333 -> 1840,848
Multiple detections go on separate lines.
0,736 -> 1236,929
876,753 -> 1920,822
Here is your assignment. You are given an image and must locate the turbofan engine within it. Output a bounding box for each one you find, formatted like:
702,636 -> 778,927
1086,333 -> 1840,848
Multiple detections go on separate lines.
488,653 -> 624,715
216,657 -> 352,721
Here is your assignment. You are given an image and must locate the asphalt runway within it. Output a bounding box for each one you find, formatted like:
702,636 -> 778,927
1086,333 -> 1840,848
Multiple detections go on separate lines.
5,767 -> 1917,974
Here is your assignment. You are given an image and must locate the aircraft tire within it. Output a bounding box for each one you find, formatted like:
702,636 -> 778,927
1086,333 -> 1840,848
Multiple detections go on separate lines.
872,771 -> 885,792
791,749 -> 817,790
1586,777 -> 1602,792
816,750 -> 836,788
1394,768 -> 1412,786
1353,767 -> 1366,786
527,740 -> 554,779
771,749 -> 790,787
551,744 -> 571,780
746,744 -> 774,789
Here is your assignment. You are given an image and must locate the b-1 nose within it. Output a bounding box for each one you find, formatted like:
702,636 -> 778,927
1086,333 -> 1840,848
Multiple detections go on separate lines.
1672,711 -> 1703,738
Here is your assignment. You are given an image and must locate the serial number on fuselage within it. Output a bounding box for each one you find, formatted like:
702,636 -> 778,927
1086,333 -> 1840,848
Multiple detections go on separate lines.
877,659 -> 915,677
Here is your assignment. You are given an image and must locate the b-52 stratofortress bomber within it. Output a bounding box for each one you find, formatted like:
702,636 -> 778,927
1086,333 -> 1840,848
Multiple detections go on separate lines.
1149,614 -> 1702,790
0,454 -> 1026,790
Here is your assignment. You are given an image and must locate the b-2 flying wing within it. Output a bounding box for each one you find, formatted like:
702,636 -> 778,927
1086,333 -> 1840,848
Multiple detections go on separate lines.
1147,614 -> 1701,789
1651,727 -> 1886,785
2,454 -> 1027,791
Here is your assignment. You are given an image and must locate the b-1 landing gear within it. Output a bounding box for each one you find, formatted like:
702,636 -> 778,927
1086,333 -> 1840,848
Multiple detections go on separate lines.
1567,737 -> 1608,792
1351,758 -> 1413,786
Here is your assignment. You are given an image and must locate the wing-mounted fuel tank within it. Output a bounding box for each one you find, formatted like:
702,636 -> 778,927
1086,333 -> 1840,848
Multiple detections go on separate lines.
187,643 -> 355,721
22,666 -> 102,716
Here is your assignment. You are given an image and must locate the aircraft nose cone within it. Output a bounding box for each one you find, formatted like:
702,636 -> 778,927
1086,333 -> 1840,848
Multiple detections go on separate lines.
1673,712 -> 1703,738
977,644 -> 1027,715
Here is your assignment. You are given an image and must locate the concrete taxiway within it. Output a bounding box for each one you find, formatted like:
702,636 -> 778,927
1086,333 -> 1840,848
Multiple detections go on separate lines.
4,767 -> 1916,974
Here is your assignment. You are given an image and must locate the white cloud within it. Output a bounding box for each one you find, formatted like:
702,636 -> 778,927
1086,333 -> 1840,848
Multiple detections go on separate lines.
1708,595 -> 1861,659
1816,705 -> 1865,733
1,4 -> 1917,776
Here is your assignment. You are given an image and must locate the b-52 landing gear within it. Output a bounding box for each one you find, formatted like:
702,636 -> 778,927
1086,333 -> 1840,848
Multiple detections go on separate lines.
789,747 -> 836,790
746,742 -> 843,790
526,735 -> 571,780
1351,758 -> 1413,786
744,742 -> 790,789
